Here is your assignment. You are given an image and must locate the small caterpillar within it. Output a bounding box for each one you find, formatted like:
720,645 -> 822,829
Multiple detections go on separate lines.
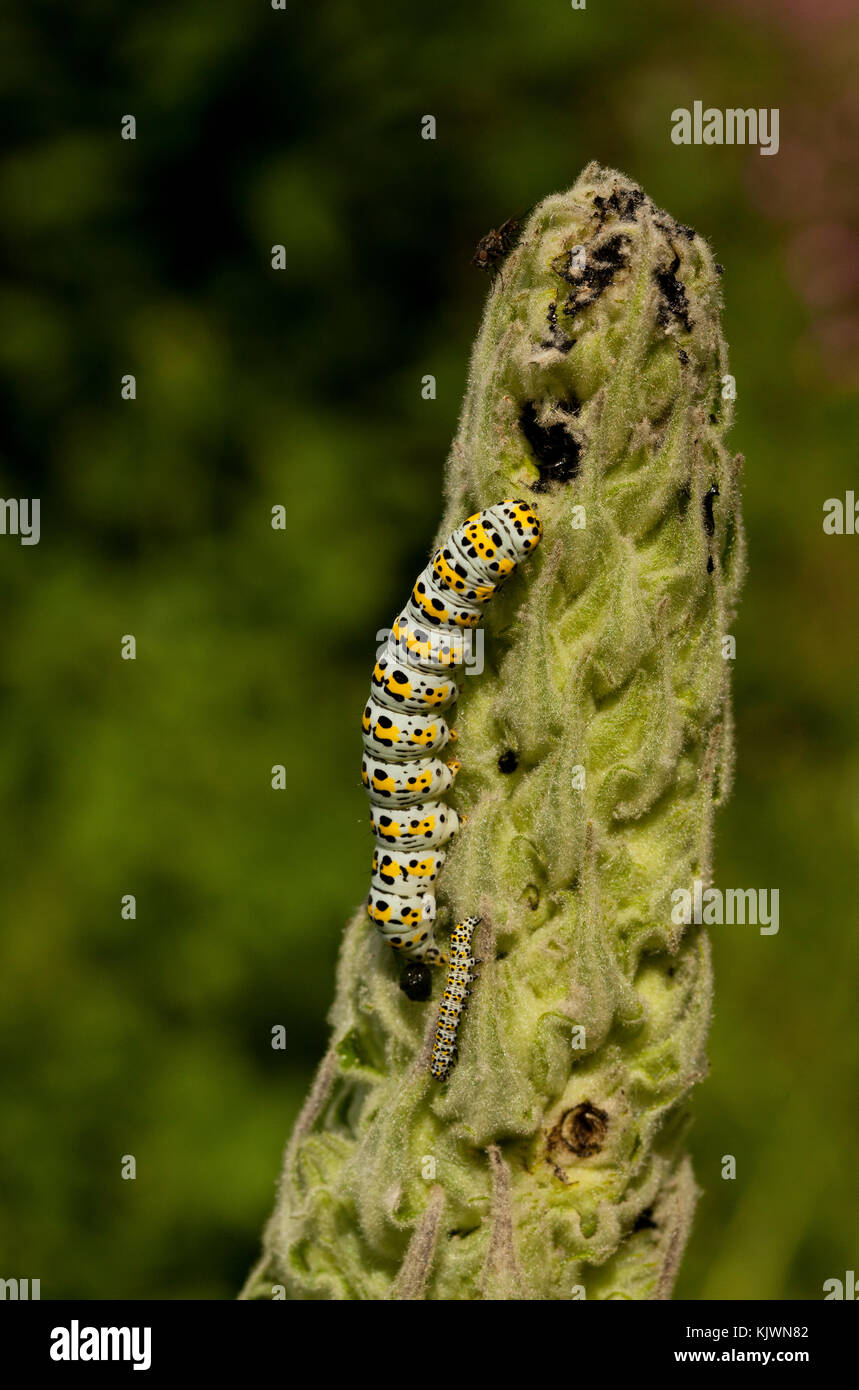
362,500 -> 542,965
430,916 -> 480,1081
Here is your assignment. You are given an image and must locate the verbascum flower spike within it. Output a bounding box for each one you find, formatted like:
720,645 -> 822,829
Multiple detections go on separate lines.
242,162 -> 745,1301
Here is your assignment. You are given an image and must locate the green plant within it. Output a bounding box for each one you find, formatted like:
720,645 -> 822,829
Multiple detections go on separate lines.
242,162 -> 745,1301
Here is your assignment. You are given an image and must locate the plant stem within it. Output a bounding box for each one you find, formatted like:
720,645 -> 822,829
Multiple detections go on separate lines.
242,162 -> 745,1301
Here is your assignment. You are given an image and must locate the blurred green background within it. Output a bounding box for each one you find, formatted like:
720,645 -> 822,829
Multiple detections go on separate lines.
0,0 -> 856,1299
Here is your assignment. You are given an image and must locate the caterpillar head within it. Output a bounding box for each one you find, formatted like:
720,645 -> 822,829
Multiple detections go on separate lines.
494,498 -> 543,555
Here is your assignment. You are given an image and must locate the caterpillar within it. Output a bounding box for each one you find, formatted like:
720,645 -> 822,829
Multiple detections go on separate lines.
362,499 -> 542,968
430,916 -> 480,1081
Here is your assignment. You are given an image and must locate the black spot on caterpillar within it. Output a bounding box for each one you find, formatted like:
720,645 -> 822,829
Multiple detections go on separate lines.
363,501 -> 542,966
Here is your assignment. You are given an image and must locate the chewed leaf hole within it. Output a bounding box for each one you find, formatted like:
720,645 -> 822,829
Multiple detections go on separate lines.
520,400 -> 582,490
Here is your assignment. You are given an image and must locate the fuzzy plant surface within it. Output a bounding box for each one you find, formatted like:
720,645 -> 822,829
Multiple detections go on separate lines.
242,162 -> 745,1301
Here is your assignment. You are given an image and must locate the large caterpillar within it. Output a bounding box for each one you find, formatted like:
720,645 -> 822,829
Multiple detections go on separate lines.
362,499 -> 542,967
430,916 -> 480,1081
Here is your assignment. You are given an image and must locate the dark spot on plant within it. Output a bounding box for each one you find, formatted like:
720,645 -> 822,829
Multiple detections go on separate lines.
702,482 -> 719,537
541,300 -> 575,354
520,399 -> 582,490
593,185 -> 645,224
655,251 -> 694,334
399,961 -> 432,1002
633,1207 -> 658,1232
498,749 -> 518,773
550,1102 -> 610,1158
555,233 -> 631,316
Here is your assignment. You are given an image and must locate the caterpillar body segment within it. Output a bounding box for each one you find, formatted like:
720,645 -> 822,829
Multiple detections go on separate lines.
408,567 -> 484,629
361,697 -> 453,761
370,653 -> 459,713
367,889 -> 444,965
368,800 -> 460,851
362,753 -> 460,807
370,846 -> 447,894
390,613 -> 476,674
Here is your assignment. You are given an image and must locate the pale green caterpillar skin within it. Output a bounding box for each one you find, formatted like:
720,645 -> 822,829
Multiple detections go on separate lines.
362,500 -> 542,963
